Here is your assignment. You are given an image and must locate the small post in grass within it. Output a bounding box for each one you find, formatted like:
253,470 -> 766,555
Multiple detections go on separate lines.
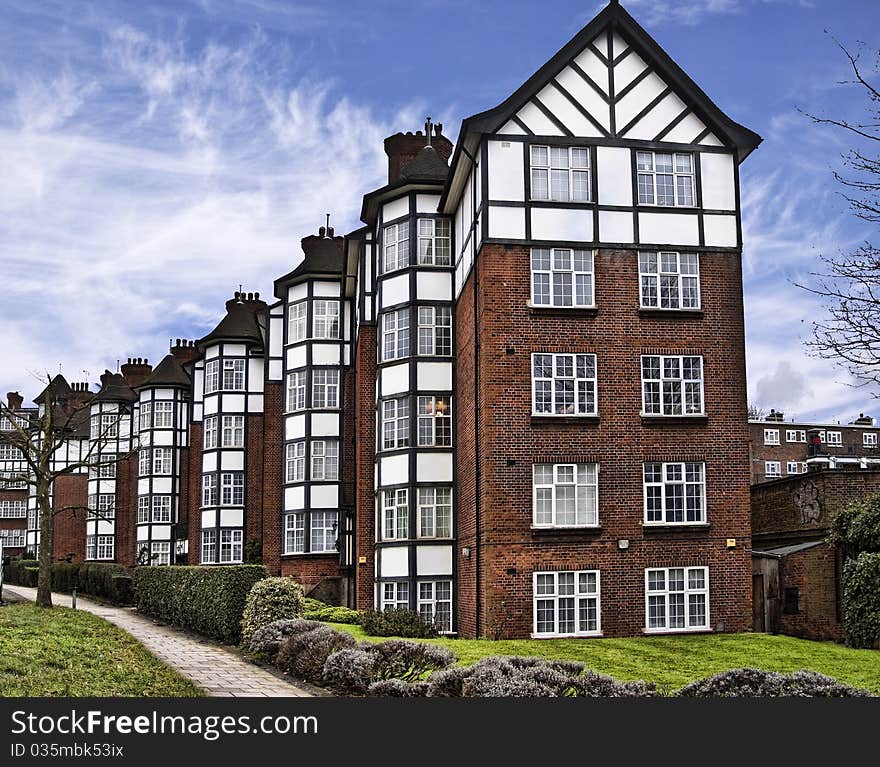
71,588 -> 77,610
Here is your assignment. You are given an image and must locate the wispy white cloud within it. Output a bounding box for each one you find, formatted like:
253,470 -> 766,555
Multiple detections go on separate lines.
619,0 -> 814,27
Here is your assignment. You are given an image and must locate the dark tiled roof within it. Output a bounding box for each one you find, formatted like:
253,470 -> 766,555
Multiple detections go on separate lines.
399,146 -> 450,182
34,374 -> 71,405
93,371 -> 138,403
198,301 -> 265,348
274,236 -> 344,298
137,354 -> 190,390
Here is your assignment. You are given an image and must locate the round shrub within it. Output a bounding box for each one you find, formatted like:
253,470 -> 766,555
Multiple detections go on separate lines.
676,668 -> 871,697
426,665 -> 471,697
322,648 -> 376,695
241,577 -> 305,647
361,608 -> 438,638
369,640 -> 457,682
368,679 -> 429,697
276,625 -> 356,683
247,618 -> 321,657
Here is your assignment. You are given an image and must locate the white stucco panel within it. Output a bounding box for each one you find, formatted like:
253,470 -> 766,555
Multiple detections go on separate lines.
416,194 -> 441,213
220,509 -> 244,527
381,363 -> 410,396
700,152 -> 736,211
417,361 -> 453,391
285,413 -> 306,440
598,210 -> 634,243
220,450 -> 245,471
310,412 -> 340,437
380,546 -> 409,578
487,140 -> 525,201
310,484 -> 338,509
416,545 -> 453,576
311,344 -> 340,366
380,453 -> 409,486
703,214 -> 738,247
536,83 -> 602,138
638,212 -> 700,246
382,196 -> 409,223
531,207 -> 593,242
284,485 -> 305,511
488,206 -> 526,239
416,452 -> 453,482
381,273 -> 410,308
416,271 -> 452,301
596,146 -> 633,206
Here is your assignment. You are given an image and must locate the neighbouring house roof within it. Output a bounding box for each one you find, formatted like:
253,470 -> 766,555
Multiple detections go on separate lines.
137,354 -> 191,390
753,540 -> 828,559
33,374 -> 71,405
198,299 -> 265,349
93,371 -> 138,404
274,237 -> 344,298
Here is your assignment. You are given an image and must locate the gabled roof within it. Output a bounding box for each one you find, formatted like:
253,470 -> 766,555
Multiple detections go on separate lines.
198,299 -> 265,349
137,354 -> 190,390
440,0 -> 762,211
34,374 -> 71,405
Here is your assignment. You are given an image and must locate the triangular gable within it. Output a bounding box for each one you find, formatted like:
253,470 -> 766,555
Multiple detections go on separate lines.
464,1 -> 760,159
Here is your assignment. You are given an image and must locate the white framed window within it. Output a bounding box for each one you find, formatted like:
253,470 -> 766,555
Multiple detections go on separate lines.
381,309 -> 410,361
204,360 -> 220,394
137,497 -> 150,524
0,500 -> 26,518
27,507 -> 37,529
533,463 -> 598,528
153,402 -> 173,428
786,461 -> 807,475
288,301 -> 307,342
534,571 -> 600,637
763,429 -> 780,446
864,432 -> 878,447
310,510 -> 338,553
138,449 -> 151,477
643,462 -> 706,525
417,219 -> 451,265
313,300 -> 340,340
94,535 -> 114,561
91,412 -> 119,440
641,355 -> 704,416
201,529 -> 216,564
220,472 -> 244,506
201,474 -> 217,507
639,252 -> 700,310
151,541 -> 171,566
826,431 -> 842,446
219,529 -> 243,563
530,145 -> 590,202
765,461 -> 781,479
636,151 -> 695,206
203,415 -> 218,449
221,415 -> 245,447
530,248 -> 594,307
222,359 -> 245,391
0,444 -> 22,460
0,472 -> 27,489
312,369 -> 339,409
381,397 -> 410,451
152,448 -> 173,475
417,396 -> 451,446
95,494 -> 116,519
531,353 -> 597,416
381,581 -> 409,612
382,488 -> 408,540
418,487 -> 452,538
284,513 -> 305,554
418,581 -> 453,633
417,306 -> 452,356
286,441 -> 306,483
138,402 -> 152,432
786,429 -> 806,443
98,458 -> 116,479
645,566 -> 709,632
311,440 -> 339,480
383,220 -> 410,272
152,496 -> 172,523
0,529 -> 25,547
286,371 -> 306,412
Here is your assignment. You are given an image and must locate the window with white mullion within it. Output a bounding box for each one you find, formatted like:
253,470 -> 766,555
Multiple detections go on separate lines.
288,301 -> 307,343
138,402 -> 152,432
639,252 -> 700,310
219,529 -> 243,563
221,415 -> 245,447
764,429 -> 780,446
201,474 -> 217,507
417,396 -> 451,447
636,151 -> 695,207
643,462 -> 706,525
151,541 -> 171,566
864,432 -> 878,447
310,510 -> 338,553
286,441 -> 306,483
645,567 -> 709,632
381,397 -> 410,451
152,448 -> 173,475
383,221 -> 410,272
765,461 -> 781,478
381,309 -> 410,362
286,371 -> 306,413
417,219 -> 451,265
220,472 -> 244,506
204,360 -> 220,394
152,495 -> 172,523
641,355 -> 704,416
381,488 -> 409,541
312,369 -> 339,409
530,248 -> 594,307
530,145 -> 591,202
311,440 -> 339,481
531,353 -> 597,416
201,529 -> 217,564
417,487 -> 452,538
417,306 -> 452,356
418,581 -> 453,633
381,581 -> 409,612
0,500 -> 26,518
313,300 -> 340,340
284,512 -> 305,554
222,359 -> 245,391
533,571 -> 600,637
533,463 -> 598,528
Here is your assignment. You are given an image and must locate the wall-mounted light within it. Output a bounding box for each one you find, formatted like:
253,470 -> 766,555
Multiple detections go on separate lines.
726,538 -> 736,549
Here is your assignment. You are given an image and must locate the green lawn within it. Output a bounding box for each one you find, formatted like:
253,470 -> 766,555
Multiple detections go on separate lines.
330,623 -> 880,694
0,602 -> 202,697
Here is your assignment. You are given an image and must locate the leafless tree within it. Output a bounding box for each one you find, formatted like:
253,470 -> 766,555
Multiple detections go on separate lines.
0,376 -> 135,608
797,39 -> 880,390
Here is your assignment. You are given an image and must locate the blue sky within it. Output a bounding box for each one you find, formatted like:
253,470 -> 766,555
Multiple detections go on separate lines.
0,0 -> 877,423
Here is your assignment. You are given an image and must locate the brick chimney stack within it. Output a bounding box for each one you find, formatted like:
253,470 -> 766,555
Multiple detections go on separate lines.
766,408 -> 784,422
120,357 -> 153,388
6,391 -> 23,410
170,339 -> 201,364
384,124 -> 453,184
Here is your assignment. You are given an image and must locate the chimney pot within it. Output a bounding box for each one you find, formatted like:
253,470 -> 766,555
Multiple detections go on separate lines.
255,292 -> 260,300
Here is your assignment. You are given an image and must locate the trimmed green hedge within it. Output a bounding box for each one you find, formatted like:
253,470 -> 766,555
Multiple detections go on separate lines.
843,552 -> 880,649
135,565 -> 268,643
3,557 -> 38,587
303,597 -> 362,625
3,560 -> 133,605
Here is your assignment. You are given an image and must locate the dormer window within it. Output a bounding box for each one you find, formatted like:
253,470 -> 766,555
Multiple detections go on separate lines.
636,151 -> 695,207
384,221 -> 410,272
313,300 -> 340,339
530,145 -> 590,202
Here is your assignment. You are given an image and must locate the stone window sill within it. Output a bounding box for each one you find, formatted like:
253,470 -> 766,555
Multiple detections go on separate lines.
531,415 -> 600,426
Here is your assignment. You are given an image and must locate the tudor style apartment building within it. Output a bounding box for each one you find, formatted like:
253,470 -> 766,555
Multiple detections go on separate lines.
1,2 -> 760,638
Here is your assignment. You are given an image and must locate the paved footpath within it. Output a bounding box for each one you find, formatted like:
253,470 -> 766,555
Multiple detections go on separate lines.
5,585 -> 315,698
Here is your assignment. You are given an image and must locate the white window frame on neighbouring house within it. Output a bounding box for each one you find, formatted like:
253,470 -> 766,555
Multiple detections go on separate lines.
381,397 -> 410,451
530,248 -> 595,307
0,529 -> 25,547
312,300 -> 340,340
786,429 -> 806,443
864,432 -> 878,447
643,462 -> 706,525
636,151 -> 695,206
383,221 -> 410,272
417,396 -> 452,446
417,487 -> 452,538
311,440 -> 339,481
221,415 -> 245,447
417,306 -> 452,356
418,580 -> 453,633
288,301 -> 307,342
786,461 -> 806,475
201,529 -> 216,564
638,251 -> 700,310
533,463 -> 599,528
381,488 -> 408,541
417,218 -> 451,265
310,510 -> 338,553
312,368 -> 339,409
641,355 -> 704,416
533,570 -> 601,638
765,461 -> 782,479
381,581 -> 409,612
0,500 -> 26,518
286,441 -> 306,483
826,431 -> 842,446
151,541 -> 171,566
286,371 -> 306,413
219,529 -> 243,563
645,566 -> 709,633
381,309 -> 410,361
531,353 -> 597,416
530,145 -> 591,202
764,428 -> 780,446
